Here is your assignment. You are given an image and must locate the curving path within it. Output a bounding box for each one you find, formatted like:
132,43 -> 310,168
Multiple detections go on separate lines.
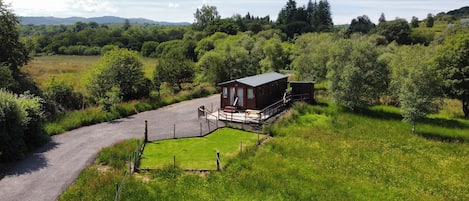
0,95 -> 220,201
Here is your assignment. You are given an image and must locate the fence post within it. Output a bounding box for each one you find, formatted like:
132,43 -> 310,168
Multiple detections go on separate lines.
240,141 -> 242,154
173,124 -> 176,139
144,120 -> 148,143
129,155 -> 132,173
115,183 -> 119,201
257,130 -> 260,145
200,122 -> 203,136
216,151 -> 221,171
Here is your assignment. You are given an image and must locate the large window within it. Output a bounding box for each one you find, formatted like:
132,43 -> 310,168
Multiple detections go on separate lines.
248,88 -> 254,99
223,87 -> 228,98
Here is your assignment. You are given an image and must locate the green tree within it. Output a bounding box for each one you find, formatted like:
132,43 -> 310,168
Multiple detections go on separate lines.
313,0 -> 333,32
389,46 -> 441,132
0,0 -> 38,94
260,35 -> 287,72
87,49 -> 148,102
291,33 -> 333,82
196,51 -> 226,84
411,16 -> 419,28
193,5 -> 220,31
378,13 -> 386,24
141,41 -> 159,57
426,13 -> 434,28
377,18 -> 411,44
435,30 -> 469,117
155,58 -> 194,91
347,15 -> 375,35
327,38 -> 389,110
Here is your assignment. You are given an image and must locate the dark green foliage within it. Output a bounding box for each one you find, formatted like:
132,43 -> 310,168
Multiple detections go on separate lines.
347,15 -> 375,35
411,16 -> 419,28
435,29 -> 469,117
446,6 -> 469,18
426,13 -> 435,28
0,89 -> 46,162
277,0 -> 333,38
0,1 -> 39,95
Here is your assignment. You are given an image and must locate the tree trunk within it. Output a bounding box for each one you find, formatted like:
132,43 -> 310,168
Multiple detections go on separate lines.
463,98 -> 469,118
412,121 -> 415,134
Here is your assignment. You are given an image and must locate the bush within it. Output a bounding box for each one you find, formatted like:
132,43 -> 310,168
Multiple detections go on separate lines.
0,90 -> 46,162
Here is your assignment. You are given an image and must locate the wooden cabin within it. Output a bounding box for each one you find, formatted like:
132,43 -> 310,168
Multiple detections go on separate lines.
218,72 -> 288,111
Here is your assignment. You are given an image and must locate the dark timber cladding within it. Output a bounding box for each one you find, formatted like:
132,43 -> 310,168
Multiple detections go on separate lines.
218,72 -> 288,110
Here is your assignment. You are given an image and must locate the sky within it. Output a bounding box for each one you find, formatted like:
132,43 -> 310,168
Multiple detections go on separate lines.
3,0 -> 468,24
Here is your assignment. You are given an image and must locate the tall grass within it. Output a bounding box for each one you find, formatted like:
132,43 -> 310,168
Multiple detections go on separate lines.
60,102 -> 469,200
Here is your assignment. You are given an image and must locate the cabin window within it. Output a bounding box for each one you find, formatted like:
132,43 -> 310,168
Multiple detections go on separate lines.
248,88 -> 254,99
223,87 -> 228,98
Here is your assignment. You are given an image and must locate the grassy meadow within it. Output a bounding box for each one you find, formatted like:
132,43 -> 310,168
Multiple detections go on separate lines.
141,128 -> 264,170
60,101 -> 469,201
22,55 -> 159,93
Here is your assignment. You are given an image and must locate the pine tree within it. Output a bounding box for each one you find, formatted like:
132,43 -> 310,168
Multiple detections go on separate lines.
378,13 -> 386,24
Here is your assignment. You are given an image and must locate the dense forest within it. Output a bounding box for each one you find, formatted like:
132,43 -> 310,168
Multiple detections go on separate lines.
1,0 -> 469,161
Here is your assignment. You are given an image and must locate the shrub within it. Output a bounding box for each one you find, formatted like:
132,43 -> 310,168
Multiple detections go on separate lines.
0,89 -> 46,162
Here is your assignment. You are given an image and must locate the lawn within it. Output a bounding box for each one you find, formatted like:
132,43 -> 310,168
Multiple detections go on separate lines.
140,128 -> 264,170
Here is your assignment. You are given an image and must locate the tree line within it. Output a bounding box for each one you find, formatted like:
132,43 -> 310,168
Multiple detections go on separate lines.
1,0 -> 469,161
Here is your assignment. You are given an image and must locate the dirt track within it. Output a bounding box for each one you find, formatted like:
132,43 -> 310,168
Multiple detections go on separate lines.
0,95 -> 220,201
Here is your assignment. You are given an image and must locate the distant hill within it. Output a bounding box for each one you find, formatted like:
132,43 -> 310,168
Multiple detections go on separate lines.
447,6 -> 469,18
19,16 -> 191,26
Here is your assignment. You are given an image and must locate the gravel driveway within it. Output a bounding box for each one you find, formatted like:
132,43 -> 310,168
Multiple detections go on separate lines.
0,95 -> 220,201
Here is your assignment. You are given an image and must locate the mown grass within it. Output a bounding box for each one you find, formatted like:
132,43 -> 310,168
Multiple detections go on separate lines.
141,128 -> 263,170
61,101 -> 469,201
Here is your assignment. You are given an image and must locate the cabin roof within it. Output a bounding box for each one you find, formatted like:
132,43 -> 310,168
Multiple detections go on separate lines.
218,72 -> 287,87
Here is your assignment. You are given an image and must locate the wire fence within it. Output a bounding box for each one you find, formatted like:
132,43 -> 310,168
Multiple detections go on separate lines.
114,139 -> 145,201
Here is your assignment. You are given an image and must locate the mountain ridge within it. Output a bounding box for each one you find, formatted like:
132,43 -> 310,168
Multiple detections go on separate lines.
19,16 -> 191,26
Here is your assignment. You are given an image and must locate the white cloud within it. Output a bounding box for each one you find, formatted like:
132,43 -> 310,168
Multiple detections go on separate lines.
168,3 -> 180,8
68,0 -> 118,13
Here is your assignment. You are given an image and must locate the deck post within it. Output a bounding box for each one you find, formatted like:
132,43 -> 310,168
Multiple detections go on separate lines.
144,120 -> 148,143
216,151 -> 221,171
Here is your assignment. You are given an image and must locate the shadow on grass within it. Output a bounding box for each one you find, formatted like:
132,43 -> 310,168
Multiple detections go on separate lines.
350,107 -> 469,129
417,131 -> 466,143
419,117 -> 469,129
345,107 -> 403,121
